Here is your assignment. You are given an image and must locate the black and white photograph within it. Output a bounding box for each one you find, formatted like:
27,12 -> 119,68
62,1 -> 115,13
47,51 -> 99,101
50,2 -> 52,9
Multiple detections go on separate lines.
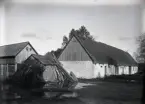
0,0 -> 145,104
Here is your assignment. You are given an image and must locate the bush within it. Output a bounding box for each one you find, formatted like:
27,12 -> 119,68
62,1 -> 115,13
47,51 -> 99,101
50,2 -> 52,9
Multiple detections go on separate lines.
104,74 -> 143,83
78,74 -> 143,83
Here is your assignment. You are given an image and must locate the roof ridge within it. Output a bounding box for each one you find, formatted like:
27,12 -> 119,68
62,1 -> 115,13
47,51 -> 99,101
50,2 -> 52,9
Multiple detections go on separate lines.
32,53 -> 55,65
0,41 -> 29,47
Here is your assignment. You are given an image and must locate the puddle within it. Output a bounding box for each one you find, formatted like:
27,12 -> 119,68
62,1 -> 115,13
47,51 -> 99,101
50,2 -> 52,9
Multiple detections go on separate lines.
75,83 -> 95,89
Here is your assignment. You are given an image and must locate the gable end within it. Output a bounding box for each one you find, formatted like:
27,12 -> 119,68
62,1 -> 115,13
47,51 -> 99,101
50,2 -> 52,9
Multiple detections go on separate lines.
58,35 -> 94,62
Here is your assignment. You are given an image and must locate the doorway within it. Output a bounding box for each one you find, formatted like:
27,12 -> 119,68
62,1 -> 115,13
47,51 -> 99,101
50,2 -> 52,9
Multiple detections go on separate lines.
105,66 -> 107,76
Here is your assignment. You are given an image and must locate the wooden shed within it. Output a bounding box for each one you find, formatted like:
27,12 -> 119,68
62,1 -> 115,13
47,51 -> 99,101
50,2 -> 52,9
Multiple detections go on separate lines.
14,53 -> 77,89
0,42 -> 37,80
24,54 -> 64,85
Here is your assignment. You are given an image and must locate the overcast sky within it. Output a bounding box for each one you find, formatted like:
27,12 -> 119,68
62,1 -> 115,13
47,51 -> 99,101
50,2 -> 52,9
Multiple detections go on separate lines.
0,0 -> 145,56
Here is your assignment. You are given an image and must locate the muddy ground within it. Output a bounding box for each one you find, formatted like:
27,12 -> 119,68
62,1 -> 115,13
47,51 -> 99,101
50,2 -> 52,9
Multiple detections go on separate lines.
0,81 -> 143,104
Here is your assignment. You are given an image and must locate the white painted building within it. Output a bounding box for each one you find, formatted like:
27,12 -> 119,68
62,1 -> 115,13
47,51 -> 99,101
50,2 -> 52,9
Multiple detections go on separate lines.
58,35 -> 138,78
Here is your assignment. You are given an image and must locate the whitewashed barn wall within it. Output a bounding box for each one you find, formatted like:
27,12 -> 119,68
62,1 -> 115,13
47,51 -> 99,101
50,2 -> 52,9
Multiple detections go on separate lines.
59,36 -> 94,78
60,61 -> 94,79
118,66 -> 129,75
93,64 -> 106,78
131,66 -> 138,74
118,66 -> 138,75
15,44 -> 36,64
94,64 -> 138,77
59,37 -> 91,61
106,65 -> 115,75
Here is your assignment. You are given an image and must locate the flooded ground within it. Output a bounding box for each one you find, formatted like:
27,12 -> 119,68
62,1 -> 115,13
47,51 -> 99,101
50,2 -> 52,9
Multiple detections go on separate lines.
0,81 -> 143,104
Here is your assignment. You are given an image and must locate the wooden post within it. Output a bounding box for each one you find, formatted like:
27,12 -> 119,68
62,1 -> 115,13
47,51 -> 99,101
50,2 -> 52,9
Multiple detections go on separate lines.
1,65 -> 3,80
6,64 -> 8,77
105,66 -> 107,76
15,63 -> 17,72
115,66 -> 118,75
129,66 -> 131,75
0,65 -> 1,77
122,66 -> 124,74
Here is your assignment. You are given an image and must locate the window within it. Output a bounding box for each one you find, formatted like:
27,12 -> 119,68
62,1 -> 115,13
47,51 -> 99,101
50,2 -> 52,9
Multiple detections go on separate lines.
26,47 -> 32,51
30,47 -> 32,51
26,47 -> 29,51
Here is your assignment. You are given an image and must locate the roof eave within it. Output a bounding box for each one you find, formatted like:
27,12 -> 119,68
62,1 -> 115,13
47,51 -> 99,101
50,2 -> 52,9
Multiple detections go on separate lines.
0,56 -> 15,58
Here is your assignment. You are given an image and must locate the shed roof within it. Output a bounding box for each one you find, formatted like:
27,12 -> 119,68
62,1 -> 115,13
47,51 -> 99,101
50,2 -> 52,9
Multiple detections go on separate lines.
0,41 -> 38,58
31,54 -> 57,65
45,52 -> 62,65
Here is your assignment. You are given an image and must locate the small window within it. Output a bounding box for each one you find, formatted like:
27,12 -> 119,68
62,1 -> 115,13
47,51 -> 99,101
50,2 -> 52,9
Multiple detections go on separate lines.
100,65 -> 103,67
30,47 -> 32,51
26,47 -> 29,51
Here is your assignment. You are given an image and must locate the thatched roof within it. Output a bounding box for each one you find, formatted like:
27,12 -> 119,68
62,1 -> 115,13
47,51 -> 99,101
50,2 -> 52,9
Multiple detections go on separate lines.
59,34 -> 137,66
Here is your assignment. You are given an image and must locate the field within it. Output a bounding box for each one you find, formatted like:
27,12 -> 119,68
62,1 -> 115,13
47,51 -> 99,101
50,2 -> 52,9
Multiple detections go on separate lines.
0,81 -> 143,104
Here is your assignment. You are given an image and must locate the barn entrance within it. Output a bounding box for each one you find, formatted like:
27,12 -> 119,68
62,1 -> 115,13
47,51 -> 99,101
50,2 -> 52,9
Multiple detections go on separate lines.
105,66 -> 107,76
0,64 -> 16,80
115,66 -> 119,75
129,66 -> 131,74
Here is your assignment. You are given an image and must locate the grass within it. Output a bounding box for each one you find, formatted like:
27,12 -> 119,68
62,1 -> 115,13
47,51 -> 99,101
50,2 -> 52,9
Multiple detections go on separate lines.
0,81 -> 143,104
78,74 -> 143,84
77,81 -> 143,101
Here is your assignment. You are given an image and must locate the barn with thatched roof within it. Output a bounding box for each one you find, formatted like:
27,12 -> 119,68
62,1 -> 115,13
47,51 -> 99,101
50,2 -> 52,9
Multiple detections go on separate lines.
58,34 -> 138,78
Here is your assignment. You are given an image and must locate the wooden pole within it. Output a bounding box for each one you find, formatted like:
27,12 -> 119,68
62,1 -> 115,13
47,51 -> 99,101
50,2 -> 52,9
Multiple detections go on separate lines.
15,63 -> 17,72
6,64 -> 8,77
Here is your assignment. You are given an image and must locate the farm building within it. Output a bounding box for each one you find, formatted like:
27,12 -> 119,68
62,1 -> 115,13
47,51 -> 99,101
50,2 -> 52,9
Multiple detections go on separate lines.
0,42 -> 38,80
58,34 -> 138,78
14,53 -> 77,88
23,54 -> 64,84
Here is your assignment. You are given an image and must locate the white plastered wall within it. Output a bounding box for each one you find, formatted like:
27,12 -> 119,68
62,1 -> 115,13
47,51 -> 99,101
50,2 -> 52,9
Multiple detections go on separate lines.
60,61 -> 94,79
118,66 -> 138,75
93,63 -> 107,78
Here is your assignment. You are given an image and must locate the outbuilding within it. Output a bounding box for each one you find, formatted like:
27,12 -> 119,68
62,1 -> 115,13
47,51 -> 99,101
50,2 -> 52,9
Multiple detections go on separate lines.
58,34 -> 138,78
0,42 -> 37,80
